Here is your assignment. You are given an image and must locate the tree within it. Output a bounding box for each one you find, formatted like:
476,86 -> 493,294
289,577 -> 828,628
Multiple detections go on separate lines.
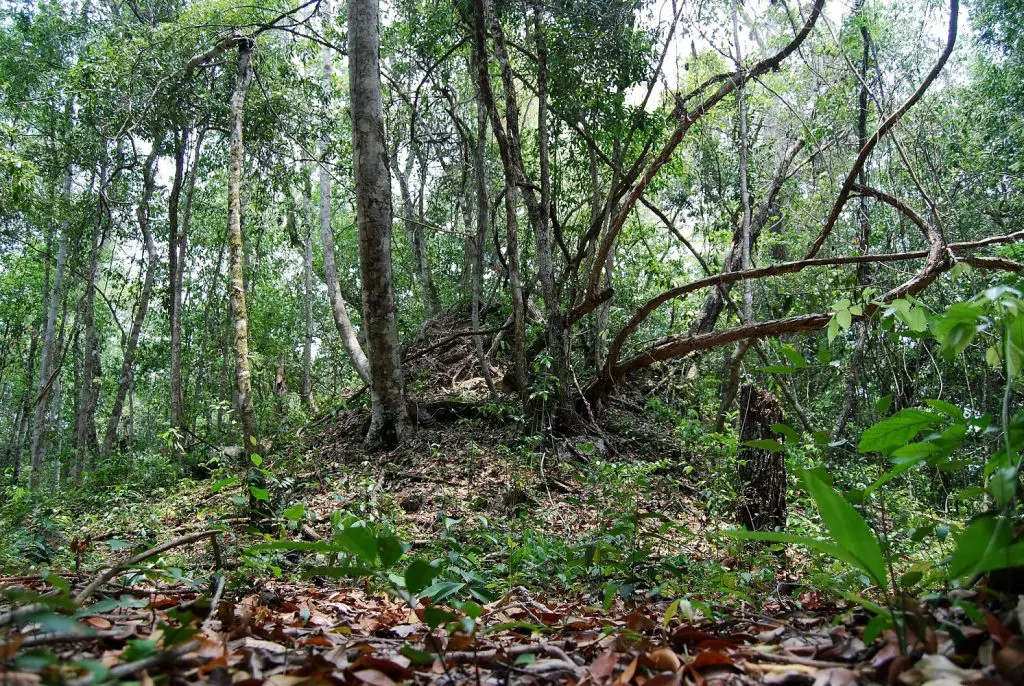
349,0 -> 411,446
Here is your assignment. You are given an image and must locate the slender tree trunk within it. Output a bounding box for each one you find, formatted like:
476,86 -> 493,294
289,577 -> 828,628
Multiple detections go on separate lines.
227,38 -> 257,458
9,331 -> 39,483
834,0 -> 873,438
473,0 -> 527,404
470,55 -> 498,400
736,385 -> 787,531
300,168 -> 317,411
176,127 -> 207,426
394,147 -> 440,320
715,0 -> 754,430
30,170 -> 72,489
318,8 -> 371,384
74,161 -> 109,479
103,143 -> 161,455
349,0 -> 412,446
168,131 -> 187,434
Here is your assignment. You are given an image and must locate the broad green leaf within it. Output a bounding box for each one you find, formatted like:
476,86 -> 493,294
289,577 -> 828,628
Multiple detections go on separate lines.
211,477 -> 238,493
249,486 -> 270,501
801,468 -> 888,587
771,423 -> 801,444
376,532 -> 404,569
858,408 -> 942,454
949,515 -> 1024,579
405,559 -> 442,595
283,503 -> 305,521
335,524 -> 379,564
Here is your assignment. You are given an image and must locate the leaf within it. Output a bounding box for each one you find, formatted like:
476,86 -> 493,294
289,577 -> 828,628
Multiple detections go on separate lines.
335,524 -> 379,564
779,344 -> 808,368
837,309 -> 852,330
304,565 -> 374,579
420,580 -> 465,603
211,477 -> 238,493
858,408 -> 942,455
801,468 -> 888,587
771,423 -> 801,444
989,466 -> 1019,510
249,486 -> 270,501
948,515 -> 1024,579
405,559 -> 441,595
874,395 -> 893,414
376,532 -> 404,569
250,453 -> 263,467
422,606 -> 455,629
283,503 -> 305,522
828,317 -> 839,343
721,530 -> 867,575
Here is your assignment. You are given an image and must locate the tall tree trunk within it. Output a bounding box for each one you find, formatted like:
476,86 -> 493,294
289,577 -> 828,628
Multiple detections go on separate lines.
715,0 -> 754,430
168,131 -> 187,434
73,161 -> 109,479
318,7 -> 371,384
834,0 -> 873,438
227,38 -> 257,459
472,0 -> 527,404
470,53 -> 498,400
9,330 -> 39,483
30,170 -> 72,489
103,143 -> 161,456
176,127 -> 207,425
394,147 -> 440,320
300,167 -> 317,411
349,0 -> 412,446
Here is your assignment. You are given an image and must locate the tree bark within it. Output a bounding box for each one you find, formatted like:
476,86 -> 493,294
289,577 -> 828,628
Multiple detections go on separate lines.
349,0 -> 412,446
736,384 -> 786,531
30,169 -> 72,489
74,160 -> 109,479
470,45 -> 498,400
168,131 -> 188,434
226,38 -> 257,458
318,7 -> 372,385
103,142 -> 161,456
300,165 -> 317,411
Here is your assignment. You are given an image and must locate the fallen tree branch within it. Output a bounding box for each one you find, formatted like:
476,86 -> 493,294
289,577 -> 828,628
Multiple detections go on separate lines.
75,530 -> 222,605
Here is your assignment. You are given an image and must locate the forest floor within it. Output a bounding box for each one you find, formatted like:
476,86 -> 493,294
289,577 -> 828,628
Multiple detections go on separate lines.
2,319 -> 1022,684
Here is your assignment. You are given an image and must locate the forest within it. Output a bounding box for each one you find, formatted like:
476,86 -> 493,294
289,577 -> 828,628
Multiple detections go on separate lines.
1,0 -> 1024,682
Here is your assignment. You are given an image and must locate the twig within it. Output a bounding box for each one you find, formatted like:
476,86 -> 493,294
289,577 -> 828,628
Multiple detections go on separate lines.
75,530 -> 222,604
201,575 -> 226,630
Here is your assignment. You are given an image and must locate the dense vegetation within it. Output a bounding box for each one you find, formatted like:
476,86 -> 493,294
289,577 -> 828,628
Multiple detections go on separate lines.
1,0 -> 1023,682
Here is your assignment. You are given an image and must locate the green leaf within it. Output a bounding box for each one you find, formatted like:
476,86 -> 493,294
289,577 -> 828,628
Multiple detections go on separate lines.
400,645 -> 435,664
989,467 -> 1019,509
122,639 -> 158,662
874,395 -> 893,414
827,317 -> 839,343
858,408 -> 942,455
283,503 -> 306,522
800,468 -> 888,587
247,540 -> 343,554
837,309 -> 852,330
423,606 -> 456,629
779,344 -> 808,368
420,580 -> 465,603
249,486 -> 270,501
376,532 -> 404,569
211,477 -> 238,493
771,423 -> 801,444
405,559 -> 442,595
250,453 -> 263,467
924,399 -> 965,422
948,515 -> 1024,579
335,524 -> 379,564
721,530 -> 864,572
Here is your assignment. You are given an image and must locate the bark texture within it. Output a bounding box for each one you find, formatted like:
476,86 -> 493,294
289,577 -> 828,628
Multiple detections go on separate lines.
736,384 -> 786,531
227,38 -> 257,457
349,0 -> 411,446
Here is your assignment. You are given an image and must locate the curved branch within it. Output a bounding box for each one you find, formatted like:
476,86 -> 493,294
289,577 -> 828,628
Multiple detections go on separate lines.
803,0 -> 959,259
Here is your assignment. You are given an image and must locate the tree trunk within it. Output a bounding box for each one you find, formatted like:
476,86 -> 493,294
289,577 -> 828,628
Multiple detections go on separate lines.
30,170 -> 72,489
9,329 -> 39,483
73,161 -> 109,479
300,167 -> 317,411
349,0 -> 412,446
472,0 -> 527,405
318,8 -> 371,385
736,384 -> 786,531
227,38 -> 257,459
168,131 -> 187,434
103,143 -> 161,456
394,146 -> 440,320
470,49 -> 498,400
